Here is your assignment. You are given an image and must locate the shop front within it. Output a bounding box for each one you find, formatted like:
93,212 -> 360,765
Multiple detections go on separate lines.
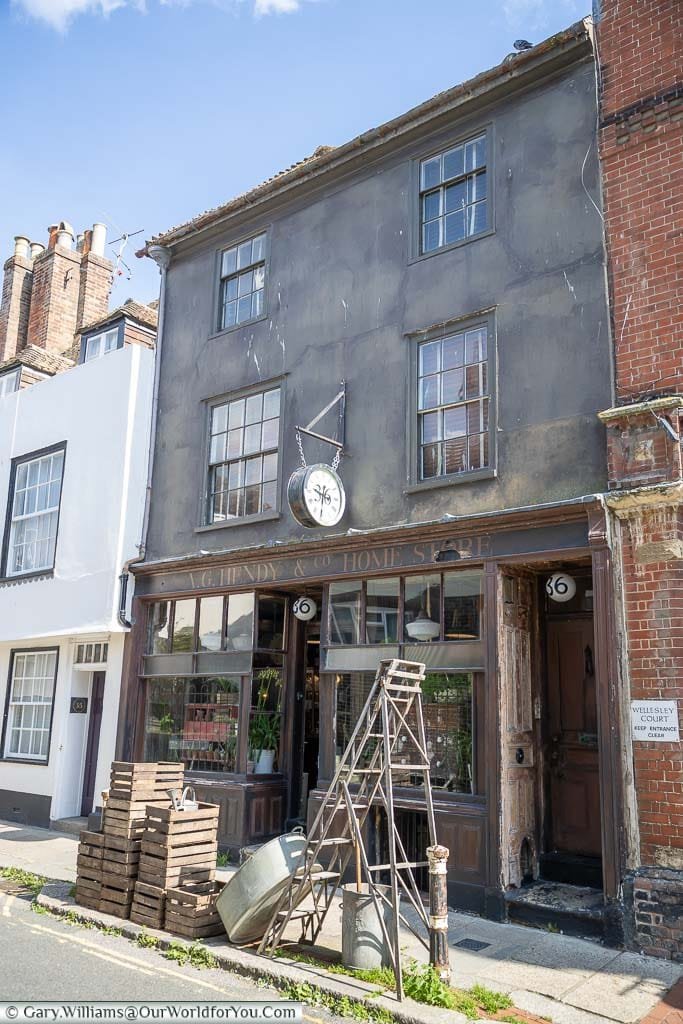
120,502 -> 625,928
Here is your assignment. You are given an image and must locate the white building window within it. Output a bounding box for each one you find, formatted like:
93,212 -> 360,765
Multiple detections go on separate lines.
0,369 -> 20,397
4,650 -> 58,761
83,328 -> 119,363
5,447 -> 65,577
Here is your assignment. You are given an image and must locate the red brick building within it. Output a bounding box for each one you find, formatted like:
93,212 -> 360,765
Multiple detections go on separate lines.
595,0 -> 682,959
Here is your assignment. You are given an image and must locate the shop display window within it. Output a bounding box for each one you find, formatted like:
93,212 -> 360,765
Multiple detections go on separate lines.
329,581 -> 362,644
144,676 -> 240,773
366,578 -> 399,643
334,669 -> 475,794
146,594 -> 256,655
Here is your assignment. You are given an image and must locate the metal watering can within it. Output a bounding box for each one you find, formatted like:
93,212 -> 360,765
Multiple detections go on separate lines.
166,785 -> 199,812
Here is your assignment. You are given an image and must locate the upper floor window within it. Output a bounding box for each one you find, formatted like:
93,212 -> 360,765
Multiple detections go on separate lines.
3,649 -> 58,761
207,387 -> 280,523
83,327 -> 120,363
419,133 -> 488,254
219,233 -> 266,331
0,369 -> 20,397
418,323 -> 489,480
4,446 -> 65,578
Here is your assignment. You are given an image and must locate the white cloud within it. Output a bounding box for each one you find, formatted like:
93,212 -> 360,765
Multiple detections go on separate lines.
502,0 -> 582,32
11,0 -> 142,32
254,0 -> 300,13
12,0 -> 310,29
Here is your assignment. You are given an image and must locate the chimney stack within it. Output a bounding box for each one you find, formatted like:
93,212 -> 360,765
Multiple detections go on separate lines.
0,220 -> 114,359
0,236 -> 34,362
77,222 -> 112,331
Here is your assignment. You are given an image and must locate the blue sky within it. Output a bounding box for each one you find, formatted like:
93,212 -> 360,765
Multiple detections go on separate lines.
0,0 -> 584,305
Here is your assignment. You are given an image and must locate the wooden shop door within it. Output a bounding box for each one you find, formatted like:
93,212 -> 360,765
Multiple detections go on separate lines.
545,618 -> 602,861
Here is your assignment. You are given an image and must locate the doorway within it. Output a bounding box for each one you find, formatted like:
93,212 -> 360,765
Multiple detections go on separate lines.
287,590 -> 321,826
541,576 -> 602,889
80,672 -> 105,817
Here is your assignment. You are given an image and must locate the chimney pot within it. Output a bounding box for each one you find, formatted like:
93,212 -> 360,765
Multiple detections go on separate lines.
76,233 -> 85,253
47,225 -> 59,249
30,242 -> 45,260
56,221 -> 74,250
13,236 -> 30,260
91,223 -> 107,258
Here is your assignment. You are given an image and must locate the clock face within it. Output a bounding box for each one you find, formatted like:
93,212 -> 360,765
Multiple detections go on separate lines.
288,464 -> 346,528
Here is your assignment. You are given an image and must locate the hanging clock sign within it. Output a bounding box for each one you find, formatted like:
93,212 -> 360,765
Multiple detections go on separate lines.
546,573 -> 577,603
288,464 -> 346,528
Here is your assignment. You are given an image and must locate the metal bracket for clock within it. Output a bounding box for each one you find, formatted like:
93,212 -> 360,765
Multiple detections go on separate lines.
295,380 -> 346,469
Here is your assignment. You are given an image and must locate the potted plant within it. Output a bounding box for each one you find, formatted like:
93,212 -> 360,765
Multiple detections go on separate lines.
249,668 -> 283,774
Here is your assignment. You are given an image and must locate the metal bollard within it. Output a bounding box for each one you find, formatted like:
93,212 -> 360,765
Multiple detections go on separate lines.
427,844 -> 450,981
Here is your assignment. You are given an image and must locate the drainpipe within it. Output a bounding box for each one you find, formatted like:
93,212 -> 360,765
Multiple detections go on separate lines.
138,244 -> 171,561
117,561 -> 133,628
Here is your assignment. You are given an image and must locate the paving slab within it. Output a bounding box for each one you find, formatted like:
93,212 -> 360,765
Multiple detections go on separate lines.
0,819 -> 77,882
561,953 -> 682,1024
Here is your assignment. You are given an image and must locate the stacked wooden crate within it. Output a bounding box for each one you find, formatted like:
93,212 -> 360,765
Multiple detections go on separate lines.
131,801 -> 218,930
165,881 -> 225,939
138,803 -> 219,888
101,762 -> 184,919
75,831 -> 104,909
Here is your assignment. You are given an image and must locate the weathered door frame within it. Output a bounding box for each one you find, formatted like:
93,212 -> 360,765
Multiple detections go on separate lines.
81,671 -> 105,817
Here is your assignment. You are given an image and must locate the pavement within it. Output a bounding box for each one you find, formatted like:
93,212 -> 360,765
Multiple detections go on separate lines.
1,819 -> 681,1024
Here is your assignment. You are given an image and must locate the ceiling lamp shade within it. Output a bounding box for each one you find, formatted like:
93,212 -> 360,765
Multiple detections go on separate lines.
405,610 -> 440,641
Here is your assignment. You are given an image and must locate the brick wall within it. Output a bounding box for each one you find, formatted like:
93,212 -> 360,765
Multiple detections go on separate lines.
597,0 -> 683,960
0,255 -> 33,361
27,245 -> 82,354
77,252 -> 112,331
597,0 -> 683,402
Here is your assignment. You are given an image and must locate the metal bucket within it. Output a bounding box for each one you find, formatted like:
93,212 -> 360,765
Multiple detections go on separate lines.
342,884 -> 396,970
217,831 -> 311,943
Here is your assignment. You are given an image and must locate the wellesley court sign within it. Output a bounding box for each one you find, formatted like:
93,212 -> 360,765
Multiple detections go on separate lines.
630,700 -> 681,742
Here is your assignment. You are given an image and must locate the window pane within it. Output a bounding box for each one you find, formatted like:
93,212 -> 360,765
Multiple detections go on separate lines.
237,296 -> 252,322
221,248 -> 237,277
263,389 -> 280,420
212,403 -> 228,435
238,269 -> 253,297
466,364 -> 483,399
252,289 -> 264,319
443,405 -> 467,437
421,443 -> 441,479
252,234 -> 266,263
244,483 -> 261,516
210,432 -> 226,464
227,593 -> 255,650
422,191 -> 441,222
245,393 -> 263,425
148,602 -> 171,654
198,596 -> 224,652
329,581 -> 361,644
442,368 -> 465,405
224,277 -> 238,302
444,210 -> 465,244
261,417 -> 279,450
404,575 -> 441,641
422,220 -> 441,253
418,374 -> 439,411
366,578 -> 399,644
228,399 -> 245,429
466,135 -> 486,171
471,198 -> 485,234
444,180 -> 466,214
421,411 -> 441,444
442,333 -> 465,369
465,328 -> 487,364
222,301 -> 237,329
468,170 -> 487,203
419,341 -> 440,377
144,676 -> 240,774
444,573 -> 482,640
4,651 -> 56,761
244,456 -> 262,486
257,596 -> 286,650
244,423 -> 261,455
262,451 -> 278,481
262,480 -> 277,511
336,672 -> 376,766
421,672 -> 473,792
421,156 -> 441,190
172,599 -> 196,653
227,428 -> 243,458
444,436 -> 468,474
442,145 -> 464,181
237,241 -> 253,270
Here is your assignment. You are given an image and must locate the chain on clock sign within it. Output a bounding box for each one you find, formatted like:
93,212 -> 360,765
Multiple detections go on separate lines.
288,383 -> 347,528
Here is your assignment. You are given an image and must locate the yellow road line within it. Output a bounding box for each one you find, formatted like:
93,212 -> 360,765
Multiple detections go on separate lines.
85,948 -> 156,976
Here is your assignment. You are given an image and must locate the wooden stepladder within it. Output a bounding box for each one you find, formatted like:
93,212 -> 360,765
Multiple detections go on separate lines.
258,658 -> 441,1000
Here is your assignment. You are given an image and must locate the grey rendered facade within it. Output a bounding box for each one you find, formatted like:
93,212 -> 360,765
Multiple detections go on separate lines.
125,25 -> 629,936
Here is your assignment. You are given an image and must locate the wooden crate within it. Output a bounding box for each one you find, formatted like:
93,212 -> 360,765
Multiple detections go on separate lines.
75,876 -> 101,909
137,802 -> 219,887
130,881 -> 166,929
165,881 -> 225,939
109,762 -> 184,801
99,868 -> 137,917
103,834 -> 142,854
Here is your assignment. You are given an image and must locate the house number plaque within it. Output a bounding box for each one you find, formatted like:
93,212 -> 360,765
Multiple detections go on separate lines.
70,697 -> 88,714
